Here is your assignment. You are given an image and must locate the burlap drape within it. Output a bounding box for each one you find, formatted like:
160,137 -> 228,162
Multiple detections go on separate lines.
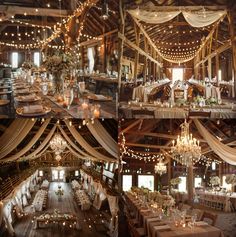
0,120 -> 36,159
87,120 -> 118,158
65,120 -> 115,162
3,119 -> 50,162
194,119 -> 236,165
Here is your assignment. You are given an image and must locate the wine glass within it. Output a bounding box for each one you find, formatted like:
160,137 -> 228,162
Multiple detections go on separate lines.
64,88 -> 74,109
41,83 -> 48,96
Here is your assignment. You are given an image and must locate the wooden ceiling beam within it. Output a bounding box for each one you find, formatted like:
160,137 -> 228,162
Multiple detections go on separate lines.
0,5 -> 70,17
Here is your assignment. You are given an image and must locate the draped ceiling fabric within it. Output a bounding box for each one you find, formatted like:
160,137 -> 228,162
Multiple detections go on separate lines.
22,124 -> 57,161
127,9 -> 226,63
65,120 -> 116,162
128,9 -> 226,27
0,120 -> 36,159
87,120 -> 118,158
58,125 -> 98,160
194,119 -> 236,165
4,119 -> 50,162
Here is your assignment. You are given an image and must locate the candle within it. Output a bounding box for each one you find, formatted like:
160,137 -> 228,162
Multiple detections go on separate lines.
93,108 -> 100,118
81,101 -> 89,110
57,95 -> 64,103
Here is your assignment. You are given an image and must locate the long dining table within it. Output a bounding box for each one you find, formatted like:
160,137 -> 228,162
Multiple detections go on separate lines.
0,77 -> 116,118
126,193 -> 224,237
119,102 -> 236,119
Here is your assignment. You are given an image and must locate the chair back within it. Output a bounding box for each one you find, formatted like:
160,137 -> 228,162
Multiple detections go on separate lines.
200,211 -> 218,226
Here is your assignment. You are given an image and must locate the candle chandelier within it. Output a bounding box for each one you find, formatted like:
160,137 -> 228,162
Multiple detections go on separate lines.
171,120 -> 201,167
154,160 -> 167,176
50,133 -> 67,162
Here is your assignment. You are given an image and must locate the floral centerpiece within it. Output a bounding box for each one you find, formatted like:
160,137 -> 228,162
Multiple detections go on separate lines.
170,177 -> 182,186
209,176 -> 220,188
42,52 -> 72,94
55,186 -> 64,201
206,97 -> 218,105
22,61 -> 34,70
194,95 -> 205,107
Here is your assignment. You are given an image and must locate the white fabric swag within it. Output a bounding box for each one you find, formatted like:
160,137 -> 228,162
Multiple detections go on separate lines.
87,120 -> 118,158
23,124 -> 57,161
0,119 -> 36,159
194,119 -> 236,165
58,125 -> 98,160
3,119 -> 50,162
128,9 -> 226,28
65,120 -> 115,162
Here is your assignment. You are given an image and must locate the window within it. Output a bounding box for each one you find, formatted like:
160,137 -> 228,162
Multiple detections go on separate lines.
75,170 -> 79,176
218,70 -> 222,81
138,175 -> 154,191
87,47 -> 95,73
34,52 -> 40,67
105,163 -> 109,170
222,175 -> 232,191
212,162 -> 216,171
52,170 -> 58,180
39,170 -> 43,177
178,176 -> 187,192
122,175 -> 132,191
59,170 -> 65,180
194,177 -> 202,188
109,163 -> 114,172
172,68 -> 184,83
11,52 -> 18,68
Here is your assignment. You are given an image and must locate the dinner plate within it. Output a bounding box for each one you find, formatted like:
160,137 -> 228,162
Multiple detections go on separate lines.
16,106 -> 51,117
15,95 -> 41,103
87,94 -> 112,101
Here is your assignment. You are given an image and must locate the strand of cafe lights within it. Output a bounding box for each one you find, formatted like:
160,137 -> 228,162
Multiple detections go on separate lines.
120,132 -> 223,166
0,0 -> 102,50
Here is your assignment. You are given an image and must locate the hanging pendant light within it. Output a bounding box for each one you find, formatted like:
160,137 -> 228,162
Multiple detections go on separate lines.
154,159 -> 167,176
101,0 -> 109,20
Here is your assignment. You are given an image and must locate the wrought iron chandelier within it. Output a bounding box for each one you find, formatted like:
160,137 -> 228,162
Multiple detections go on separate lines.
50,133 -> 67,161
154,160 -> 167,176
171,120 -> 201,167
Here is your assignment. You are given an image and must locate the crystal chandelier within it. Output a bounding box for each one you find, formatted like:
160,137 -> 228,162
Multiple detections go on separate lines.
50,133 -> 67,162
154,160 -> 167,176
171,120 -> 201,167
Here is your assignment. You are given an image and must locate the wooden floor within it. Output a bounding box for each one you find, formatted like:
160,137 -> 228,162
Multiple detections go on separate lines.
13,182 -> 109,237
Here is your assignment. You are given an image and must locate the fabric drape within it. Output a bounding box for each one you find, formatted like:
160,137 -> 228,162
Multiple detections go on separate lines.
3,119 -> 50,162
58,125 -> 96,160
65,120 -> 115,162
0,120 -> 36,159
128,9 -> 180,24
128,9 -> 226,28
23,124 -> 57,160
87,120 -> 118,158
194,119 -> 236,165
182,11 -> 226,28
0,202 -> 3,227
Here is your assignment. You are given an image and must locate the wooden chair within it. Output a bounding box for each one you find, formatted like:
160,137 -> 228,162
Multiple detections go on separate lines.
132,109 -> 155,119
200,211 -> 218,226
128,219 -> 145,237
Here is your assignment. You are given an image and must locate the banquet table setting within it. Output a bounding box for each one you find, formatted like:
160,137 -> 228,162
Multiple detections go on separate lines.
0,73 -> 116,118
119,101 -> 236,118
34,211 -> 79,229
132,79 -> 171,103
71,180 -> 81,190
32,190 -> 48,212
125,191 -> 224,237
41,180 -> 50,190
75,190 -> 91,211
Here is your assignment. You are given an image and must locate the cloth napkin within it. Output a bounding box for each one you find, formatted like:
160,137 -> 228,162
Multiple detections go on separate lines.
154,225 -> 170,230
23,105 -> 44,114
195,221 -> 208,226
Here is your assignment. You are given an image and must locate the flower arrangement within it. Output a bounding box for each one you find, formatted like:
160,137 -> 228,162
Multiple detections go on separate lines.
209,176 -> 220,186
42,53 -> 72,74
206,97 -> 217,105
22,61 -> 34,70
55,189 -> 64,196
170,177 -> 182,186
194,95 -> 205,106
225,174 -> 236,185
